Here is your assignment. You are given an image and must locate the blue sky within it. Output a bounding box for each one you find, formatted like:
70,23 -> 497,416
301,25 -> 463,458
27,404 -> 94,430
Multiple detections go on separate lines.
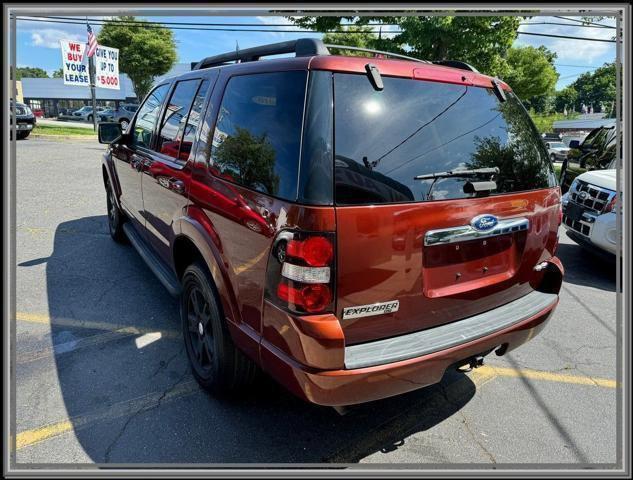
16,15 -> 617,91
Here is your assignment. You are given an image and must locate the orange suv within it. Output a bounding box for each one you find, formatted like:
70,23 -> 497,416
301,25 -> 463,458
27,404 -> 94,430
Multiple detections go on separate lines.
99,39 -> 564,406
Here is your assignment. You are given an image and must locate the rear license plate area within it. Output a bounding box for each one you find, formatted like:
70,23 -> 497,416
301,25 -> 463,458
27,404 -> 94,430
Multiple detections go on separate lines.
422,234 -> 518,298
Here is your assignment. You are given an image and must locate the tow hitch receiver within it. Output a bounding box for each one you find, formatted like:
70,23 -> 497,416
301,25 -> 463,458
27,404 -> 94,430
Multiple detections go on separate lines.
456,355 -> 485,373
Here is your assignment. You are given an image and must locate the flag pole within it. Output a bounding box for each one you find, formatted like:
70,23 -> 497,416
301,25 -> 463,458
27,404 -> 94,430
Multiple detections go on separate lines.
86,17 -> 97,131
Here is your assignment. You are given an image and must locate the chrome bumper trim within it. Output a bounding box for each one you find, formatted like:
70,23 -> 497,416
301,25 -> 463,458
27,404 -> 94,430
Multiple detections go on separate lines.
344,290 -> 558,369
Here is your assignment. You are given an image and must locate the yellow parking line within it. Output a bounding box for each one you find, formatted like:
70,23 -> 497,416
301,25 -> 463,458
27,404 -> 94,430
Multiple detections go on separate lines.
16,420 -> 74,450
479,365 -> 618,389
15,380 -> 200,451
15,311 -> 180,340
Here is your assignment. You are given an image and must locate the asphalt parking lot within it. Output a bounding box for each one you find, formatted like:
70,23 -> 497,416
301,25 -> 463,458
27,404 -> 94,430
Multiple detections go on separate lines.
12,137 -> 620,467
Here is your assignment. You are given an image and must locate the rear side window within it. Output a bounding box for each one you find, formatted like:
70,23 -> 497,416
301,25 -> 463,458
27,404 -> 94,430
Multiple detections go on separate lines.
157,79 -> 201,162
334,74 -> 557,205
133,84 -> 169,150
209,71 -> 307,201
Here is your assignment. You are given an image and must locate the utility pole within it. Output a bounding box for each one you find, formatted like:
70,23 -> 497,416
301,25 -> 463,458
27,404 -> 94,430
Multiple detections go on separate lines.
88,56 -> 98,131
86,17 -> 97,131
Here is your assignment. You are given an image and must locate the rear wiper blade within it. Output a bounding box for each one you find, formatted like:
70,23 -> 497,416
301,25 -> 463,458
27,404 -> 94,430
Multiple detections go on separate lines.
414,167 -> 499,181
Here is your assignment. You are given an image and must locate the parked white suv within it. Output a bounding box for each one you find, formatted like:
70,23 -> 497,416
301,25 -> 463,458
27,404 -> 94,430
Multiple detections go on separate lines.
545,141 -> 571,162
562,168 -> 618,256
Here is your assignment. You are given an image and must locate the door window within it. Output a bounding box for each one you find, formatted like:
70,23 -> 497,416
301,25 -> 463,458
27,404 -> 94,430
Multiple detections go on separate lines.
157,79 -> 201,162
132,84 -> 169,150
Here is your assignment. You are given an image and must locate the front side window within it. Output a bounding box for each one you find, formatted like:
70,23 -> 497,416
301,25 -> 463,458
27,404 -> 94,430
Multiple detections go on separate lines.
209,71 -> 307,200
133,84 -> 170,150
334,74 -> 557,205
157,79 -> 201,162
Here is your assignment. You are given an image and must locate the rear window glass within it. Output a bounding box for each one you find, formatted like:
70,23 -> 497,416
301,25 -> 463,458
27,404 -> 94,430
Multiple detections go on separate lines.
209,71 -> 307,201
334,74 -> 557,205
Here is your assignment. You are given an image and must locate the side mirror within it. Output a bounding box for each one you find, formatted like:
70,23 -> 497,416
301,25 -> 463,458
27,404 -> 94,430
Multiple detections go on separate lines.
568,140 -> 580,149
98,122 -> 123,144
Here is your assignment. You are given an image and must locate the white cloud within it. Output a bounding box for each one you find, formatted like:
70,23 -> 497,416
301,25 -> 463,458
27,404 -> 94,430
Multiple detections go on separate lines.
516,16 -> 616,62
254,15 -> 299,38
255,16 -> 294,26
30,29 -> 83,49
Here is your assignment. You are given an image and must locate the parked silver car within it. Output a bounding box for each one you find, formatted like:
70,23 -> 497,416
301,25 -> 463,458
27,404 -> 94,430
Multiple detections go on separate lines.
545,141 -> 571,162
71,106 -> 105,122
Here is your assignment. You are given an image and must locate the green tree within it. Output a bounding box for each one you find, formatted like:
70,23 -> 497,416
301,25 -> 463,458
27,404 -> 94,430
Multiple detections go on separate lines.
52,68 -> 64,78
15,67 -> 49,79
322,26 -> 377,57
572,63 -> 616,113
97,16 -> 177,101
467,99 -> 554,191
503,46 -> 559,103
554,86 -> 579,113
291,16 -> 523,76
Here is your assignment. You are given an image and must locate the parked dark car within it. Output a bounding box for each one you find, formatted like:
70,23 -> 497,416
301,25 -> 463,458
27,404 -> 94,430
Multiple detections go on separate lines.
98,39 -> 563,407
559,125 -> 617,192
10,100 -> 36,139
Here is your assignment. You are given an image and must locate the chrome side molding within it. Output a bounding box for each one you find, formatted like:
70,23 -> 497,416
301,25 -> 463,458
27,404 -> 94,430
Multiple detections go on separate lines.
424,217 -> 530,246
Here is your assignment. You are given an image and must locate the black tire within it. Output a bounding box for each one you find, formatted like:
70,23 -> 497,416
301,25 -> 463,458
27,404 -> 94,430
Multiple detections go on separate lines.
87,114 -> 93,123
181,262 -> 257,395
16,131 -> 30,140
550,153 -> 556,162
105,180 -> 127,243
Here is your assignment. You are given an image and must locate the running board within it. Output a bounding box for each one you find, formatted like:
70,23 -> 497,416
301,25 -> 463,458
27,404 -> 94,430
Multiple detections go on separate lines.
122,223 -> 181,297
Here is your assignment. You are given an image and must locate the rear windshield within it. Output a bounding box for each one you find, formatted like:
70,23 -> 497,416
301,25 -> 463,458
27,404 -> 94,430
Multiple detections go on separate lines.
334,73 -> 557,205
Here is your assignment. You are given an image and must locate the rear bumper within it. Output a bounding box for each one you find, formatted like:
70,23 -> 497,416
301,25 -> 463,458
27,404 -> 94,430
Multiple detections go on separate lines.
261,292 -> 558,406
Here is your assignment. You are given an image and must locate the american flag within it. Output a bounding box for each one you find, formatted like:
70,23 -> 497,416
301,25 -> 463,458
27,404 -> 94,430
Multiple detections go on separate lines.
86,24 -> 98,57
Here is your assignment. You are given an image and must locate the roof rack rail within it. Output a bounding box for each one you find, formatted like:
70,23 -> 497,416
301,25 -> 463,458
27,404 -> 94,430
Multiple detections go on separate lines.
432,60 -> 479,73
324,44 -> 431,64
192,38 -> 329,70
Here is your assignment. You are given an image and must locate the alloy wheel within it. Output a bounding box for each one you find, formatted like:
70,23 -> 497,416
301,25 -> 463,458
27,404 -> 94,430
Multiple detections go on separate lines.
186,285 -> 215,374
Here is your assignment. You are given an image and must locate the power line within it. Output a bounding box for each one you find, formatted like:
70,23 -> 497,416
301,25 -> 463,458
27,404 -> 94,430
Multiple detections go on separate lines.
553,16 -> 616,29
558,68 -> 600,80
16,17 -> 319,32
15,16 -> 618,43
517,31 -> 615,43
20,14 -> 619,30
519,21 -> 617,28
555,63 -> 603,68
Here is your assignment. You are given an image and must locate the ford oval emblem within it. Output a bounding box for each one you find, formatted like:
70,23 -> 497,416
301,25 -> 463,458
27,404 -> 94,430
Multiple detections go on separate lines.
471,214 -> 498,231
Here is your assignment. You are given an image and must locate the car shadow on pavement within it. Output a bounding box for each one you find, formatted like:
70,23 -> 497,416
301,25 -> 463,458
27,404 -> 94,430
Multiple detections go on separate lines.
44,215 -> 477,464
554,241 -> 616,292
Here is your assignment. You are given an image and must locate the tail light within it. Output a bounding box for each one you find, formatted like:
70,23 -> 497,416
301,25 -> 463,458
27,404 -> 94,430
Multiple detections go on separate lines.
604,195 -> 618,213
552,202 -> 563,255
265,231 -> 336,315
558,202 -> 563,225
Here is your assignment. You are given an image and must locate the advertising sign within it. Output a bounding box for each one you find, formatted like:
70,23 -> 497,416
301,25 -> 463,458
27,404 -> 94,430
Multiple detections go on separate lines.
60,39 -> 89,86
94,45 -> 120,90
